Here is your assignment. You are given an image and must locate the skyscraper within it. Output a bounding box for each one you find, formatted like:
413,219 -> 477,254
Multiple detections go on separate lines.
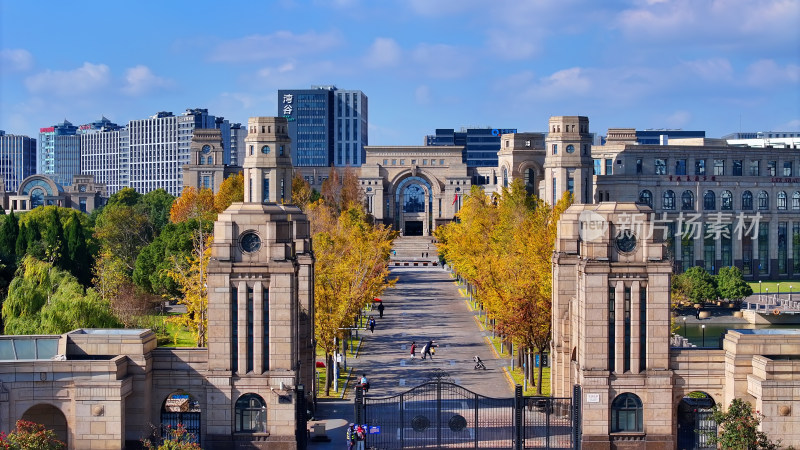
39,119 -> 80,186
80,117 -> 125,195
278,85 -> 368,167
426,127 -> 517,168
0,131 -> 37,192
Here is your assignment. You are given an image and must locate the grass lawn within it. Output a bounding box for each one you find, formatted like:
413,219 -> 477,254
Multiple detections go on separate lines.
315,366 -> 353,399
748,280 -> 800,294
138,313 -> 196,347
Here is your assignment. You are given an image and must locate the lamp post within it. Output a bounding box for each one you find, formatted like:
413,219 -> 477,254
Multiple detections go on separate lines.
759,280 -> 762,299
791,285 -> 793,303
683,317 -> 687,336
701,324 -> 706,348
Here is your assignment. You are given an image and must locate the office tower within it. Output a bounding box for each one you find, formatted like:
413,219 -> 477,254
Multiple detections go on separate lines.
0,131 -> 37,192
229,122 -> 246,167
426,127 -> 517,168
39,120 -> 80,186
277,85 -> 368,167
80,117 -> 126,195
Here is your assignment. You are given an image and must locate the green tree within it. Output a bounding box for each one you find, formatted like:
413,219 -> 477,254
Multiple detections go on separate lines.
716,266 -> 753,304
94,203 -> 153,272
679,266 -> 719,304
107,186 -> 142,208
0,211 -> 19,257
133,221 -> 204,296
706,398 -> 780,449
0,419 -> 66,450
140,189 -> 176,236
142,423 -> 200,450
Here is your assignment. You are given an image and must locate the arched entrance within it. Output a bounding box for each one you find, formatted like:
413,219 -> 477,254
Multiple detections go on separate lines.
22,403 -> 68,445
161,391 -> 201,444
395,177 -> 433,236
677,391 -> 716,449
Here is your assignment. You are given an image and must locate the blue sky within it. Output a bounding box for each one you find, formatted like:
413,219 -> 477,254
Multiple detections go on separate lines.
1,0 -> 798,143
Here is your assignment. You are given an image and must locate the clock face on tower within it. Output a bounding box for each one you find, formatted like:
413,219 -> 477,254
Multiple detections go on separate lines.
261,145 -> 271,154
202,145 -> 211,154
240,232 -> 262,253
566,144 -> 575,153
615,232 -> 637,254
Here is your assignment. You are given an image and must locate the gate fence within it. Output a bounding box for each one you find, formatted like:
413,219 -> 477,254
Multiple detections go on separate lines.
354,381 -> 581,449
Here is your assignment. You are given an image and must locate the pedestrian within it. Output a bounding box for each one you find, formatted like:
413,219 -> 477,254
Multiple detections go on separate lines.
369,317 -> 376,333
422,340 -> 436,359
346,423 -> 356,450
420,341 -> 430,360
355,425 -> 366,450
410,341 -> 416,358
377,302 -> 385,318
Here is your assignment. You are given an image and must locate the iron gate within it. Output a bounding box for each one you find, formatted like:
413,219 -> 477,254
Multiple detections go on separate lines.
355,381 -> 580,449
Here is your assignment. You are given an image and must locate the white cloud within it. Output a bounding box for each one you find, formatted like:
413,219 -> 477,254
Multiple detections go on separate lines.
485,29 -> 540,60
664,110 -> 692,128
411,44 -> 471,79
0,49 -> 33,72
407,0 -> 483,17
533,67 -> 593,98
679,58 -> 734,82
24,62 -> 110,97
744,59 -> 800,87
122,65 -> 172,95
415,85 -> 431,105
364,38 -> 402,68
208,30 -> 343,63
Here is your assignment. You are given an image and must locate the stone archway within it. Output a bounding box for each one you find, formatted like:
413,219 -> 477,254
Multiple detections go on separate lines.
21,403 -> 68,445
394,176 -> 433,236
161,391 -> 202,445
677,391 -> 716,449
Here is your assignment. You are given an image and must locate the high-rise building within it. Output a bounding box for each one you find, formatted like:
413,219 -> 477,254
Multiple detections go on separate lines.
39,120 -> 80,186
0,131 -> 37,192
278,85 -> 368,167
229,122 -> 246,167
80,117 -> 125,195
126,109 -> 225,196
426,127 -> 517,168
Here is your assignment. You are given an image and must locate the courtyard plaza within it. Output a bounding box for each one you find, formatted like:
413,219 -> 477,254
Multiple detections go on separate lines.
308,263 -> 516,447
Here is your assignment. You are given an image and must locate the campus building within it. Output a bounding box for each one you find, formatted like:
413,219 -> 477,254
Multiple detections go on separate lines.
38,120 -> 81,187
0,117 -> 313,450
425,126 -> 518,170
0,130 -> 37,193
0,173 -> 106,213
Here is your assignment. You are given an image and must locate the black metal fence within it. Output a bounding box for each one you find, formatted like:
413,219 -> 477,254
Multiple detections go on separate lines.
355,381 -> 580,449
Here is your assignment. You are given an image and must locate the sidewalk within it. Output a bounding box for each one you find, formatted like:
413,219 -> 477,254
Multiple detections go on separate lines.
308,265 -> 513,447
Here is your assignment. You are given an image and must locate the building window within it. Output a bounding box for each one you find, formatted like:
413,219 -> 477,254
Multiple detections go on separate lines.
638,190 -> 652,207
611,393 -> 643,432
623,286 -> 631,372
400,159 -> 405,165
675,159 -> 686,175
262,178 -> 270,203
749,160 -> 760,176
784,161 -> 793,176
383,159 -> 388,165
713,159 -> 724,176
235,394 -> 267,433
695,159 -> 706,175
767,160 -> 777,176
605,159 -> 613,175
594,159 -> 602,175
246,287 -> 254,372
721,190 -> 733,210
758,224 -> 769,275
742,191 -> 753,210
440,159 -> 445,165
733,160 -> 743,176
681,190 -> 694,210
794,224 -> 800,274
703,190 -> 716,210
704,224 -> 715,273
79,197 -> 87,213
263,289 -> 269,370
567,176 -> 574,195
793,191 -> 800,210
552,144 -> 557,155
758,191 -> 769,210
552,178 -> 557,205
663,190 -> 675,210
636,158 -> 642,174
392,159 -> 396,165
202,175 -> 212,190
778,191 -> 787,210
608,287 -> 615,372
524,169 -> 536,195
655,158 -> 666,175
778,222 -> 788,274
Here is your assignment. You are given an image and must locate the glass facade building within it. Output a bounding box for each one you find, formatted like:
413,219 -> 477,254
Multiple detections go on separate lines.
0,131 -> 37,192
278,86 -> 368,167
38,120 -> 80,187
426,127 -> 517,168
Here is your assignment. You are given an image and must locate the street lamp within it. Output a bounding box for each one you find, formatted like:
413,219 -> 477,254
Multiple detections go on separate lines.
701,324 -> 706,347
791,285 -> 794,303
683,317 -> 687,336
759,280 -> 762,297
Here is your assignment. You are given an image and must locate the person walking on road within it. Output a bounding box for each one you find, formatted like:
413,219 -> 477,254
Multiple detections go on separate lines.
422,340 -> 436,359
346,423 -> 356,450
355,425 -> 366,450
377,302 -> 385,318
410,341 -> 416,358
368,317 -> 376,333
420,341 -> 430,360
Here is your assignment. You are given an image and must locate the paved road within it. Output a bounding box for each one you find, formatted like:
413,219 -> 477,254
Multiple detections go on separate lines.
308,265 -> 513,448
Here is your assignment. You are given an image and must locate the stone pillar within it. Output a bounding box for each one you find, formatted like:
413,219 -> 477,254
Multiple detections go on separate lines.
630,281 -> 641,374
254,281 -> 264,373
238,281 -> 247,374
615,280 -> 625,373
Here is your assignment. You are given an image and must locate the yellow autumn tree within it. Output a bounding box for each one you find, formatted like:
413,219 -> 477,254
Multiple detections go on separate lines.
165,234 -> 211,347
214,172 -> 244,212
311,203 -> 396,394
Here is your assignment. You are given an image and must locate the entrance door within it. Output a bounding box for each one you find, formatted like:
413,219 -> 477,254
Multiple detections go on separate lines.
677,393 -> 716,449
405,221 -> 423,236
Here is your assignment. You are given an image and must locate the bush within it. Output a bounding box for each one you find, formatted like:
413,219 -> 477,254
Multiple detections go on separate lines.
707,398 -> 780,449
142,423 -> 200,450
0,420 -> 66,450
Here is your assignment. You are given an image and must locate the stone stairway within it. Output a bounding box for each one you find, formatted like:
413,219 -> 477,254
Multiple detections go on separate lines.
390,236 -> 439,267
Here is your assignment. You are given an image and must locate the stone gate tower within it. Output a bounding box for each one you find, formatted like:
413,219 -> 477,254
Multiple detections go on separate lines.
551,203 -> 673,449
205,116 -> 315,448
543,116 -> 593,205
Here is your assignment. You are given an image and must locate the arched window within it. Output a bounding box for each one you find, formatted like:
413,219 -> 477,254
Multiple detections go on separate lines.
235,394 -> 266,433
503,168 -> 509,188
662,190 -> 675,210
721,190 -> 733,210
523,168 -> 536,195
742,191 -> 753,210
793,191 -> 800,210
777,191 -> 787,210
703,190 -> 715,210
207,156 -> 213,165
611,393 -> 643,432
681,190 -> 694,211
199,156 -> 205,165
638,190 -> 652,207
758,191 -> 769,210
30,188 -> 45,209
